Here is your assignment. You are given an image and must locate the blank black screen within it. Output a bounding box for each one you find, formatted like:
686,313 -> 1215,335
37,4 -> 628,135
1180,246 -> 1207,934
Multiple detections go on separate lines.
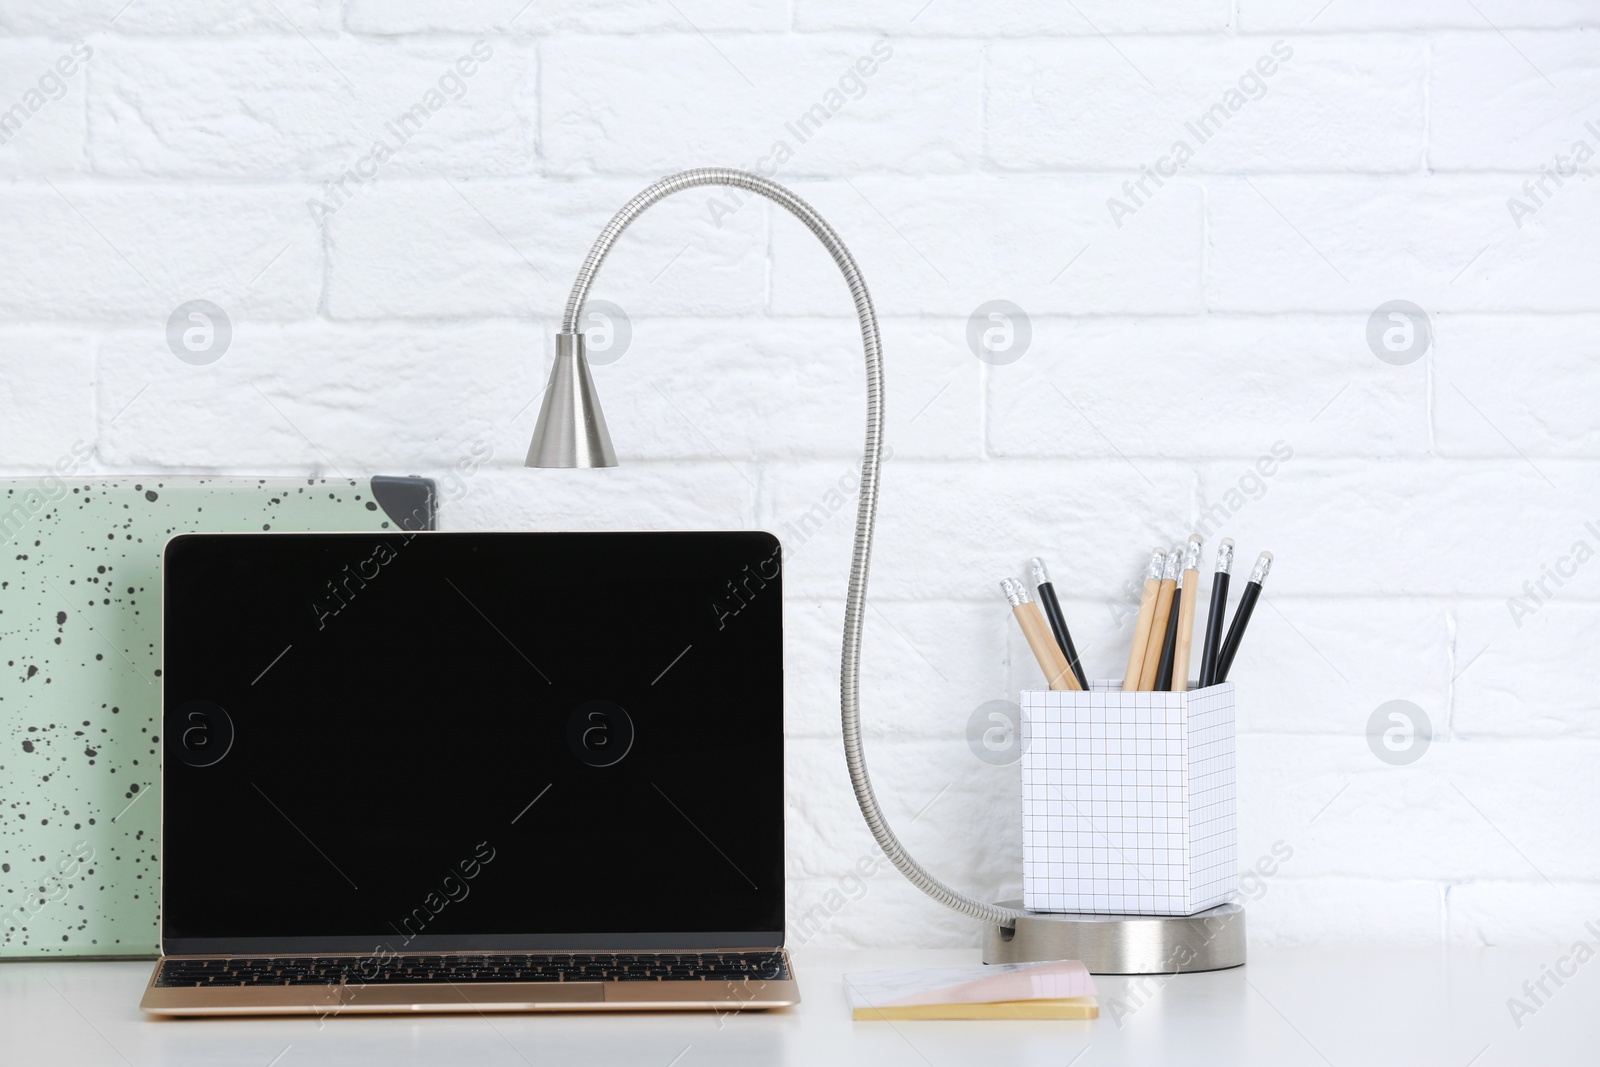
160,531 -> 784,954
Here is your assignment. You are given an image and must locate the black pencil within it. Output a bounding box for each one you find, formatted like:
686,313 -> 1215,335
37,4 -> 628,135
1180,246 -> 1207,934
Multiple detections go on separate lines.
1197,538 -> 1234,688
1030,557 -> 1089,690
1154,582 -> 1182,691
1215,551 -> 1271,684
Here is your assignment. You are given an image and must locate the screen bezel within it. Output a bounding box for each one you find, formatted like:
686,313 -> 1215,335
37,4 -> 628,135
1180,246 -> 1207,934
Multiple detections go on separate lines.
159,530 -> 786,956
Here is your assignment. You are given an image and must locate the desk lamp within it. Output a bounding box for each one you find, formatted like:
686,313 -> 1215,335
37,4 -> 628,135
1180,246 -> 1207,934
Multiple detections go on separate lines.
527,169 -> 1244,973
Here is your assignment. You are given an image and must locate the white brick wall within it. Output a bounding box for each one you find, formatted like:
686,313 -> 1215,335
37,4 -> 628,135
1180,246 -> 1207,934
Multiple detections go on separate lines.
2,2 -> 1595,951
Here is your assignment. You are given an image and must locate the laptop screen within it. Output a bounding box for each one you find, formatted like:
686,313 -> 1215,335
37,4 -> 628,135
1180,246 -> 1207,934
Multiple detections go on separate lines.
160,531 -> 784,955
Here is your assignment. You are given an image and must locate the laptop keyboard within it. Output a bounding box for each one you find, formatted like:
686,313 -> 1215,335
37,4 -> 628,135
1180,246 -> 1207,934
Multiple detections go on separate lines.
155,951 -> 790,987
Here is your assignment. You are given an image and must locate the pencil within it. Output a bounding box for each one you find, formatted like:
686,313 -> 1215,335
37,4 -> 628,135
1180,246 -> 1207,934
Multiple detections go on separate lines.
1137,548 -> 1180,690
1002,577 -> 1079,691
1215,551 -> 1271,684
1198,538 -> 1235,688
1170,535 -> 1203,691
1121,548 -> 1166,692
1153,579 -> 1182,691
1031,557 -> 1089,690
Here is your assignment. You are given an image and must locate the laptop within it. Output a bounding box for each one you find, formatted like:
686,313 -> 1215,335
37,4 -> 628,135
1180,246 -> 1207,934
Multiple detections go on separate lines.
141,530 -> 797,1016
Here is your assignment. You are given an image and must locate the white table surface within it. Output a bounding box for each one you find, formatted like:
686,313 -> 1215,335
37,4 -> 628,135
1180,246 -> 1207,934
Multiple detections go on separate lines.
1,947 -> 1593,1066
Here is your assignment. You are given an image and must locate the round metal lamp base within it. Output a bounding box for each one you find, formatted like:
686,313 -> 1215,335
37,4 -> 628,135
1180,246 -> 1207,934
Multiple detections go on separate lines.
982,901 -> 1246,974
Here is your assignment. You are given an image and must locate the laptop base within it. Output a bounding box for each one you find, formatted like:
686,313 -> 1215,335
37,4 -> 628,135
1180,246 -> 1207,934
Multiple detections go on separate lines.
139,951 -> 800,1016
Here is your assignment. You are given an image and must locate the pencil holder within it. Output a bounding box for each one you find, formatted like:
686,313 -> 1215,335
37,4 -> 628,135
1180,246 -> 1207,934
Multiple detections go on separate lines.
1019,681 -> 1237,917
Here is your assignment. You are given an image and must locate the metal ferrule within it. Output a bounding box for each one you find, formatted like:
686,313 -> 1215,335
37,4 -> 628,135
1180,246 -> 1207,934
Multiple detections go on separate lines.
1249,550 -> 1273,585
1144,547 -> 1165,582
1000,576 -> 1031,606
1029,556 -> 1050,587
1182,535 -> 1203,573
1161,549 -> 1180,582
1215,538 -> 1235,575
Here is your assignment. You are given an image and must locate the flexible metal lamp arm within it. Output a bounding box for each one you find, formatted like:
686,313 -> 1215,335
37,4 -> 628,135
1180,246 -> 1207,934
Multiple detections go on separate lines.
559,168 -> 1022,928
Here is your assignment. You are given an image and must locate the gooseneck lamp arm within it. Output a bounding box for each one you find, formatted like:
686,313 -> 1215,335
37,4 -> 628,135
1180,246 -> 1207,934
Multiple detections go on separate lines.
532,168 -> 1024,929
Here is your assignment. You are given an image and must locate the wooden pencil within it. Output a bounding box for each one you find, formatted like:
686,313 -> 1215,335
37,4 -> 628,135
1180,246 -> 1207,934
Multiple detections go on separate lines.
1170,535 -> 1203,692
1002,578 -> 1078,690
1121,548 -> 1166,691
1136,548 -> 1180,690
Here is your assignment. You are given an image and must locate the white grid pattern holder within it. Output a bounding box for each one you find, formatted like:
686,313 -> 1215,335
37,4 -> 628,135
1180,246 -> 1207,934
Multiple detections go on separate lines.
1020,680 -> 1238,916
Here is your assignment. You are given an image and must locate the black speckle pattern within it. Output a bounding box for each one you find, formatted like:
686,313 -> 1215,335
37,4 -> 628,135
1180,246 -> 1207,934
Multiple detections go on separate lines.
0,477 -> 399,957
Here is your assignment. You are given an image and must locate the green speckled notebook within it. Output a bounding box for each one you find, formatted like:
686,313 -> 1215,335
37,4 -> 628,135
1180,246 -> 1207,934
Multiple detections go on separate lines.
0,475 -> 435,958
